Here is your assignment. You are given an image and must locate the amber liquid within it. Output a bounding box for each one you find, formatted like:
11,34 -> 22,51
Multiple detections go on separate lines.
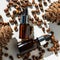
19,24 -> 30,40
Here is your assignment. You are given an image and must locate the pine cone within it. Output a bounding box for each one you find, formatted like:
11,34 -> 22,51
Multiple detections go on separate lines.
43,1 -> 60,25
0,25 -> 13,47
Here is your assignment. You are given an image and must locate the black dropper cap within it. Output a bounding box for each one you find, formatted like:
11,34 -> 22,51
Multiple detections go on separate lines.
21,8 -> 28,24
23,8 -> 28,15
36,34 -> 52,46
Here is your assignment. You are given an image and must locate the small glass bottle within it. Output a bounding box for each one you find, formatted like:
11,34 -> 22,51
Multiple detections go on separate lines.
19,8 -> 32,40
18,34 -> 52,55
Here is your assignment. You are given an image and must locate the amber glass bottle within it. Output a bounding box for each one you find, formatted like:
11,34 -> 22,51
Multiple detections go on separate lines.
18,34 -> 52,55
19,8 -> 31,40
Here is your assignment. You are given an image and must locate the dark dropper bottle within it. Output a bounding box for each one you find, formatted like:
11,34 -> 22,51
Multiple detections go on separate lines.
18,34 -> 52,55
19,8 -> 31,40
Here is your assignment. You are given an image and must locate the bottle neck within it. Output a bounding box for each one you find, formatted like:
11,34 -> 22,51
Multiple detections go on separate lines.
20,15 -> 29,24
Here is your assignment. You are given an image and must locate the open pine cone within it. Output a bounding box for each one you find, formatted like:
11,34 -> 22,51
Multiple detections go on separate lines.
0,25 -> 13,47
43,1 -> 60,25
